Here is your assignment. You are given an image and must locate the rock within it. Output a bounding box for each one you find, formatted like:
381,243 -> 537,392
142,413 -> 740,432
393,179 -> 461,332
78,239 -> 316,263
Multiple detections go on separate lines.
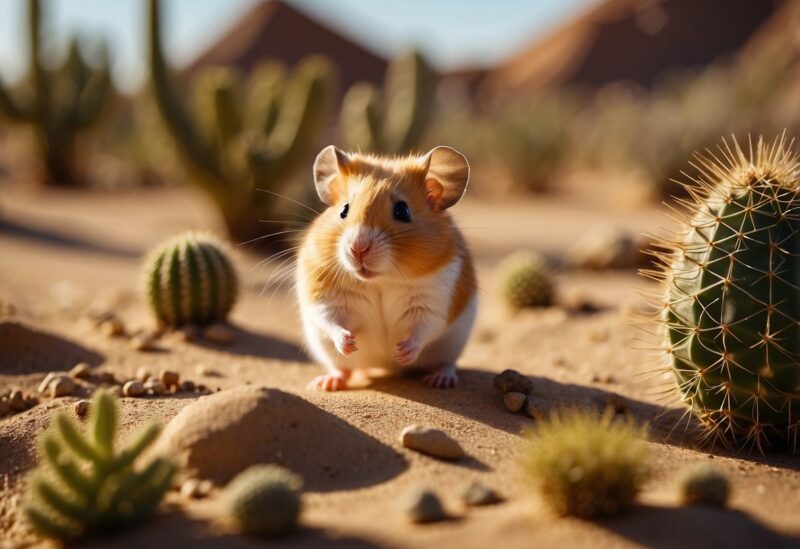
98,372 -> 117,384
404,488 -> 447,523
136,367 -> 152,382
494,369 -> 534,395
8,390 -> 26,412
38,372 -> 56,394
160,370 -> 180,388
196,364 -> 221,377
565,224 -> 648,270
180,380 -> 195,392
74,400 -> 89,417
196,383 -> 208,393
0,398 -> 10,417
100,318 -> 125,337
24,395 -> 39,408
525,395 -> 548,420
399,425 -> 464,460
69,362 -> 91,379
504,392 -> 526,413
202,323 -> 234,345
178,324 -> 201,343
144,379 -> 166,396
123,380 -> 145,397
461,481 -> 503,507
50,376 -> 77,398
131,334 -> 159,352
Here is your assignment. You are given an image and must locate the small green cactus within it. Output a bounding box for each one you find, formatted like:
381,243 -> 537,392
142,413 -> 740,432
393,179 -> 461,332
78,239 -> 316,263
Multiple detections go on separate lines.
224,465 -> 303,537
23,390 -> 176,540
521,408 -> 650,518
144,232 -> 238,328
650,135 -> 800,452
340,50 -> 435,154
498,251 -> 554,308
678,464 -> 730,507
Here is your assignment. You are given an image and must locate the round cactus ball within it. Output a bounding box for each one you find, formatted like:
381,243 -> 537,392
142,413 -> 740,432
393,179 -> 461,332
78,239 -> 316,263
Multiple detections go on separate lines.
679,464 -> 730,507
143,231 -> 238,328
224,465 -> 303,537
498,251 -> 554,309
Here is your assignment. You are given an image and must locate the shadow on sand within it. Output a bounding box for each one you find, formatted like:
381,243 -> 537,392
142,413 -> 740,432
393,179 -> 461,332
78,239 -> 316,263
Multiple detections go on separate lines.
0,218 -> 141,258
193,324 -> 309,363
0,321 -> 104,374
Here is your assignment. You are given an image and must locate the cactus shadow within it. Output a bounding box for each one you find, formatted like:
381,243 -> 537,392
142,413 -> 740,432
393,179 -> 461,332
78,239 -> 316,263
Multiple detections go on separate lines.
0,321 -> 104,374
0,217 -> 140,258
598,504 -> 799,549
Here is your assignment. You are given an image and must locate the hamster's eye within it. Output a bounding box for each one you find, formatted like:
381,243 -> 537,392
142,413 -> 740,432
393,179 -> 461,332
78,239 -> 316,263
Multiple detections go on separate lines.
393,201 -> 411,223
340,203 -> 349,219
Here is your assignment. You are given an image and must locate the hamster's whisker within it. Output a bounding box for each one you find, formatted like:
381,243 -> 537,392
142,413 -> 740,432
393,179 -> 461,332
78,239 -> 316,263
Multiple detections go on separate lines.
255,188 -> 321,216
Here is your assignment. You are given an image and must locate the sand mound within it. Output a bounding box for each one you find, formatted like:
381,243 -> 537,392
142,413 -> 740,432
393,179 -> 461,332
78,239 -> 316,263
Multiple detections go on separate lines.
152,386 -> 406,491
0,321 -> 103,374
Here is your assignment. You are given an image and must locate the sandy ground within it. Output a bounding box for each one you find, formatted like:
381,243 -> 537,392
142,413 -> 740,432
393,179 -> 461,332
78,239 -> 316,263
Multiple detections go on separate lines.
1,183 -> 799,548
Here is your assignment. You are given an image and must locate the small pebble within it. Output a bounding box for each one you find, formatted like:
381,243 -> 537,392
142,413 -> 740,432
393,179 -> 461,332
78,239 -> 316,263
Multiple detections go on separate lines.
201,323 -> 235,345
123,380 -> 145,397
144,379 -> 166,396
100,318 -> 126,337
179,324 -> 201,343
136,367 -> 152,382
9,390 -> 26,412
160,370 -> 180,388
404,488 -> 447,523
196,384 -> 208,393
461,481 -> 503,507
50,376 -> 77,398
74,400 -> 89,417
504,392 -> 526,413
131,334 -> 159,352
0,398 -> 10,417
99,372 -> 117,384
69,363 -> 91,379
195,364 -> 221,377
180,380 -> 195,392
525,395 -> 548,420
494,369 -> 534,395
38,373 -> 56,394
400,424 -> 464,460
24,395 -> 38,407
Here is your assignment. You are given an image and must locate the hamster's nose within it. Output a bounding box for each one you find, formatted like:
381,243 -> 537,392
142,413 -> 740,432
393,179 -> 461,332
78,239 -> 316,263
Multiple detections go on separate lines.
349,241 -> 371,260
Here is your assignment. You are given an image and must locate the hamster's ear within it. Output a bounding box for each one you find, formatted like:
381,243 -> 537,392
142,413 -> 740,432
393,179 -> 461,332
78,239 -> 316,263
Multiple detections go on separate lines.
421,146 -> 470,210
313,145 -> 351,205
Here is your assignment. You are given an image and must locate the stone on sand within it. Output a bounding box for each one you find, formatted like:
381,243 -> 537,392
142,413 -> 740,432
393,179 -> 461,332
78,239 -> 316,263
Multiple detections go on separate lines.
160,370 -> 180,388
399,424 -> 464,460
123,380 -> 145,397
504,392 -> 526,412
461,481 -> 503,506
494,369 -> 534,395
136,367 -> 152,382
74,400 -> 89,417
201,323 -> 234,345
404,488 -> 447,523
69,362 -> 91,379
50,376 -> 76,398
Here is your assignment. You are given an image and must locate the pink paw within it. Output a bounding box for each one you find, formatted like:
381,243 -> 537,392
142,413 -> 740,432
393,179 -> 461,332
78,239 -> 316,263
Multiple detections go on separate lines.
394,337 -> 422,366
334,330 -> 357,356
307,374 -> 349,391
422,369 -> 459,389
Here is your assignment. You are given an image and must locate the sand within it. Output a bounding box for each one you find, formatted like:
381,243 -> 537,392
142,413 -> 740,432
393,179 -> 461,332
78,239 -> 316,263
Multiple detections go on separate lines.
1,183 -> 799,548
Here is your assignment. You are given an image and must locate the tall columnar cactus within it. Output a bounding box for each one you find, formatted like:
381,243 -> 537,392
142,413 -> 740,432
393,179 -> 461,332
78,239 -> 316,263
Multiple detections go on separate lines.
144,232 -> 238,328
340,50 -> 435,154
148,0 -> 334,244
0,0 -> 112,186
650,135 -> 800,452
24,390 -> 176,541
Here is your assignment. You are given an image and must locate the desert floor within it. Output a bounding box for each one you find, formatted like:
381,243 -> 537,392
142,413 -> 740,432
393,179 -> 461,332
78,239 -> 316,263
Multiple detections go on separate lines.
1,183 -> 799,548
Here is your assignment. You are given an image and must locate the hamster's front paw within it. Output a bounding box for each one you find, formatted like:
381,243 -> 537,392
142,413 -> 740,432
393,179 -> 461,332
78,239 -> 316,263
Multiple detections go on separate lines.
393,336 -> 422,366
333,329 -> 358,356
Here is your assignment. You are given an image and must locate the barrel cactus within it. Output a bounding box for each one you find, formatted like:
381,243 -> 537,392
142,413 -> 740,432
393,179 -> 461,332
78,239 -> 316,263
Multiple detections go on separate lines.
678,464 -> 730,507
144,232 -> 238,327
498,251 -> 554,308
224,464 -> 303,537
651,135 -> 800,452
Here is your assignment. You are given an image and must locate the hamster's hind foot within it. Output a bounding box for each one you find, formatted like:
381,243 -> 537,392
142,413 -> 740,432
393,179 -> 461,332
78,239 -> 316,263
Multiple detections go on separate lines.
307,369 -> 352,391
421,364 -> 458,389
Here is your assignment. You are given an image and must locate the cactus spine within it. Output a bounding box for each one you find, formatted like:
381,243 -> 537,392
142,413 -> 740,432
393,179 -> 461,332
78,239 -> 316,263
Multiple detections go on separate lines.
224,464 -> 303,537
148,0 -> 334,244
24,390 -> 176,540
340,50 -> 435,154
144,232 -> 238,328
649,135 -> 800,452
0,0 -> 111,186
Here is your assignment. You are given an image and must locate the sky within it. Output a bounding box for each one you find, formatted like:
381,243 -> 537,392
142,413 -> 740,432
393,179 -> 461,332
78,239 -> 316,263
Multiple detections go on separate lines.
0,0 -> 594,93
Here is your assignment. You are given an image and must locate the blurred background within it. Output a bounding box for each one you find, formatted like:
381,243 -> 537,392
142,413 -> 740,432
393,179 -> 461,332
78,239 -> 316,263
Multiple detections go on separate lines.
0,0 -> 799,246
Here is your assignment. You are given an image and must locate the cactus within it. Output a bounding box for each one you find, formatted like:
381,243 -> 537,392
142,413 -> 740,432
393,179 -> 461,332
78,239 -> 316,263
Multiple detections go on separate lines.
678,464 -> 730,507
224,464 -> 303,537
498,251 -> 554,308
340,50 -> 435,154
147,0 -> 334,244
0,0 -> 112,186
144,231 -> 238,328
649,135 -> 800,452
23,390 -> 176,540
521,408 -> 650,518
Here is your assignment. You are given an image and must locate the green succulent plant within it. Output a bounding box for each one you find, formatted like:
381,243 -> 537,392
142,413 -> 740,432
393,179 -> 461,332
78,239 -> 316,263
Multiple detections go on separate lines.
224,464 -> 303,537
144,231 -> 238,328
649,135 -> 800,452
498,251 -> 554,309
340,50 -> 435,154
23,390 -> 176,540
0,0 -> 112,186
521,408 -> 649,518
678,464 -> 730,507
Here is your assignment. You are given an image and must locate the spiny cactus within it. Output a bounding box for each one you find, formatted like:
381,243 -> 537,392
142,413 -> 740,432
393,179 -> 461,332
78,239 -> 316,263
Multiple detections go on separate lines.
0,0 -> 111,186
678,464 -> 730,507
23,390 -> 176,540
498,251 -> 554,308
647,135 -> 800,453
144,232 -> 238,328
340,50 -> 435,154
224,464 -> 303,537
521,408 -> 650,518
148,0 -> 334,244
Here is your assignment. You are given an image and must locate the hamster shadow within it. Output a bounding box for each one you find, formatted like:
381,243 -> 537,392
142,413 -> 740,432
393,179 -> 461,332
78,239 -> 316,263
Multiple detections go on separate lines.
191,324 -> 309,363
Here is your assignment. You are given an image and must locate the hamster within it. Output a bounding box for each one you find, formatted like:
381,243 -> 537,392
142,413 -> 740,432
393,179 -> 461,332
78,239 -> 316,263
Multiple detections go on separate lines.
296,145 -> 477,391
